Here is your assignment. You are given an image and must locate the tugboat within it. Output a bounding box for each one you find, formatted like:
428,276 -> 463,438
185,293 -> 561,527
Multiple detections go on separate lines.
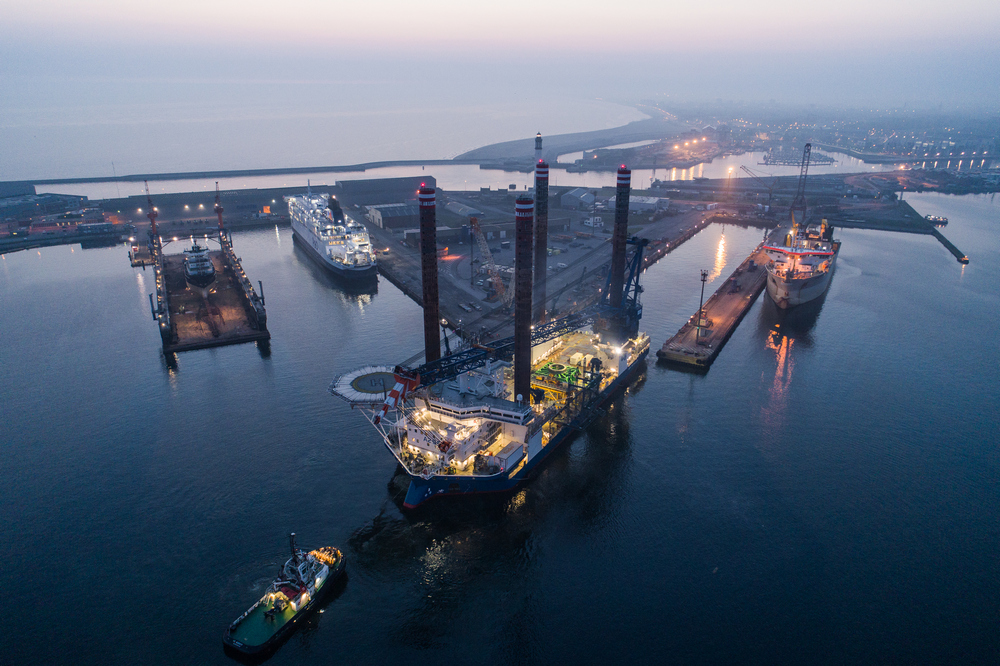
183,240 -> 216,290
223,534 -> 345,657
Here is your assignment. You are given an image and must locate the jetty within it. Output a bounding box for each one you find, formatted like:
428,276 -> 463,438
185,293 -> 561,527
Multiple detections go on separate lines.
656,243 -> 771,369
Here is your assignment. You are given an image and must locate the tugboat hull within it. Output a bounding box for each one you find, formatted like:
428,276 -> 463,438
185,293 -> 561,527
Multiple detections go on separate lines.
223,551 -> 345,657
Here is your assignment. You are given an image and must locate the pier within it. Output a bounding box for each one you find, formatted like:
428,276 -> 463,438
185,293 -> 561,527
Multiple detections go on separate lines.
656,243 -> 771,369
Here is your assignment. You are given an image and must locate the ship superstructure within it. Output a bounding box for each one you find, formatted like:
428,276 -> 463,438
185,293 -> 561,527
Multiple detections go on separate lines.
285,192 -> 376,279
763,220 -> 840,308
332,328 -> 649,508
183,240 -> 216,290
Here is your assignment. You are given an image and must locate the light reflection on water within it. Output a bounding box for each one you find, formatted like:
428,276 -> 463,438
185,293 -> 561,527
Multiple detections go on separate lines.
1,193 -> 998,664
706,232 -> 727,282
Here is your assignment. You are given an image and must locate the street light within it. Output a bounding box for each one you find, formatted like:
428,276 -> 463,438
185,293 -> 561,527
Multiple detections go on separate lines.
696,269 -> 708,345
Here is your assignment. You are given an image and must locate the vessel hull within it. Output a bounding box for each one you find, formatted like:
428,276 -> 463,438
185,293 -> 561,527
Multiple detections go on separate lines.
401,351 -> 648,509
222,555 -> 345,657
291,226 -> 377,281
185,272 -> 216,290
766,252 -> 837,309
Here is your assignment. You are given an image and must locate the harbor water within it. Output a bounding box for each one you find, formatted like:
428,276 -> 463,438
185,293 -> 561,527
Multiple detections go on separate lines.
1,192 -> 997,664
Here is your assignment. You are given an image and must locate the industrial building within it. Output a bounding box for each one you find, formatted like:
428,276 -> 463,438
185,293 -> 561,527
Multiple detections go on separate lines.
608,195 -> 669,212
445,202 -> 484,218
367,203 -> 419,229
560,188 -> 596,209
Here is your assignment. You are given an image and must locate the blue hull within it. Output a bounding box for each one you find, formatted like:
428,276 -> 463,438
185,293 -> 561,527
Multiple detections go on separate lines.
402,351 -> 648,509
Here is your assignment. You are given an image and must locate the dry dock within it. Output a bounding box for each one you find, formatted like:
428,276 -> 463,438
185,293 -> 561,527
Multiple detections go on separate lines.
151,234 -> 268,353
656,243 -> 771,369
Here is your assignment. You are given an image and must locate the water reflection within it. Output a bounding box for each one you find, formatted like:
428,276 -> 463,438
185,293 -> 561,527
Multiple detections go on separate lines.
756,290 -> 829,430
347,390 -> 638,651
291,242 -> 379,302
706,231 -> 727,282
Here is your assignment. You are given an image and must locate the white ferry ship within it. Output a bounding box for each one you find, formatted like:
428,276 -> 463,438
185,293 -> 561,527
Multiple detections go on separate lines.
763,220 -> 840,309
285,192 -> 377,279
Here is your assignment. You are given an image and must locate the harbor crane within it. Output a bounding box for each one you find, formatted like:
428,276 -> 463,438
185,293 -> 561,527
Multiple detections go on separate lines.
469,217 -> 515,308
739,165 -> 779,209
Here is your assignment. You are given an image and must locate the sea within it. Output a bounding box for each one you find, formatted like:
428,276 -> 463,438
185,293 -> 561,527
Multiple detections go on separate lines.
1,188 -> 997,664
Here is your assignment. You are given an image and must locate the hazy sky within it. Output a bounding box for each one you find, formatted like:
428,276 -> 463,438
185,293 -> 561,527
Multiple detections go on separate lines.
2,0 -> 998,179
5,0 -> 999,51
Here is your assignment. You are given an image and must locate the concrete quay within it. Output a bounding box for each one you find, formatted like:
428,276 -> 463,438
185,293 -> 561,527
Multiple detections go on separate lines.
656,243 -> 771,370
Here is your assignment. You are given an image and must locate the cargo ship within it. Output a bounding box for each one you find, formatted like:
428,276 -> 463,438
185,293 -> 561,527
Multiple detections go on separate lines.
223,534 -> 345,656
285,190 -> 377,280
763,219 -> 840,309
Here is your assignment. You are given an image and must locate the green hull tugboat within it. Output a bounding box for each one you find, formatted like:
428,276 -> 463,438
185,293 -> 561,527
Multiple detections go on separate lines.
223,534 -> 345,657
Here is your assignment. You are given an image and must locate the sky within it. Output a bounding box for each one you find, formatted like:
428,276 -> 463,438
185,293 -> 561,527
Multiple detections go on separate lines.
1,0 -> 998,179
4,0 -> 1000,53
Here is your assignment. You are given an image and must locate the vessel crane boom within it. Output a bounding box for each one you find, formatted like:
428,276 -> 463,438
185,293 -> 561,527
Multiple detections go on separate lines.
469,217 -> 515,306
789,143 -> 812,226
739,165 -> 778,208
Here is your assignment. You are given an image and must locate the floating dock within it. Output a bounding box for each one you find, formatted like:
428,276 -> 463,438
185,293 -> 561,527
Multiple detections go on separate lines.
150,232 -> 268,353
129,237 -> 155,267
656,243 -> 770,369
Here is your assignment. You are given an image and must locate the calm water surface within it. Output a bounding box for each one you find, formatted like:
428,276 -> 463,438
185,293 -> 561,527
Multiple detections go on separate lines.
1,193 -> 997,664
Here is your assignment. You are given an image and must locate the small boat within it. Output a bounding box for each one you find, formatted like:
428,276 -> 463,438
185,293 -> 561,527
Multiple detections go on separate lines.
223,534 -> 345,656
184,241 -> 216,290
925,214 -> 948,226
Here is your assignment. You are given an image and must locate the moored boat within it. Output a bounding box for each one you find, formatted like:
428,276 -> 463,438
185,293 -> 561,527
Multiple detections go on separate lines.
183,240 -> 216,290
223,534 -> 345,656
763,220 -> 840,309
285,189 -> 377,280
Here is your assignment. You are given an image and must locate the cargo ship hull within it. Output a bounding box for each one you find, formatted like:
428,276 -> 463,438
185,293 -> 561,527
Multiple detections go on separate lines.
765,252 -> 837,309
401,350 -> 648,509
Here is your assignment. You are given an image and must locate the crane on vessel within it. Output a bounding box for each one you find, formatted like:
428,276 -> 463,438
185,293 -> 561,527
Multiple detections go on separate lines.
789,143 -> 812,226
739,165 -> 779,209
469,217 -> 515,308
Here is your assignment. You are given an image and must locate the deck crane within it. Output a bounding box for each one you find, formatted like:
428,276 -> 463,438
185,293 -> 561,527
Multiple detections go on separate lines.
739,165 -> 779,209
789,143 -> 812,226
469,217 -> 515,308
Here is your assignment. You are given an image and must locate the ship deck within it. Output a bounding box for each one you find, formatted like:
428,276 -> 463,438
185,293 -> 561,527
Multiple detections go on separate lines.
229,595 -> 297,648
396,330 -> 635,478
